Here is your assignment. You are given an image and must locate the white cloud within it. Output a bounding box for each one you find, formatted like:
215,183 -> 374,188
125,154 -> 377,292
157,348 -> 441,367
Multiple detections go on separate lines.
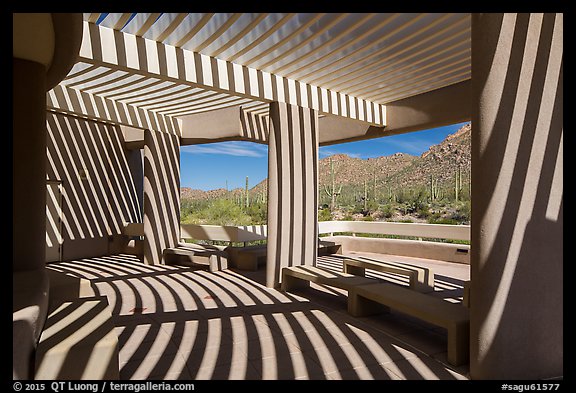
379,138 -> 434,155
181,141 -> 268,158
319,147 -> 363,159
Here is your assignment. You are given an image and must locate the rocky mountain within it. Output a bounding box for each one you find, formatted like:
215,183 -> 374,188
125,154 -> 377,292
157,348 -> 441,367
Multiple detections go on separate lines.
386,123 -> 471,190
180,187 -> 244,201
181,123 -> 471,200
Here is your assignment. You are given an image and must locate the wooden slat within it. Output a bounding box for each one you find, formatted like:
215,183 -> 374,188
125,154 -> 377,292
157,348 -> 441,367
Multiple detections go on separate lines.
258,13 -> 349,71
135,13 -> 162,37
209,13 -> 269,58
174,13 -> 214,48
274,12 -> 381,77
325,14 -> 468,90
296,13 -> 427,84
155,13 -> 189,42
243,13 -> 325,66
226,13 -> 296,62
192,13 -> 243,53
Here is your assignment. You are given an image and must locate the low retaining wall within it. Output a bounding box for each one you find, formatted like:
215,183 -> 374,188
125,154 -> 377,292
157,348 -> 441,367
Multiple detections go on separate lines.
177,221 -> 471,264
324,235 -> 470,264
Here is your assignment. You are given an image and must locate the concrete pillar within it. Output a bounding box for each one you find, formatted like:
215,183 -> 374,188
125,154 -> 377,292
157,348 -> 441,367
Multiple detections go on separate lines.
470,13 -> 563,379
266,102 -> 319,288
13,58 -> 47,272
143,129 -> 181,265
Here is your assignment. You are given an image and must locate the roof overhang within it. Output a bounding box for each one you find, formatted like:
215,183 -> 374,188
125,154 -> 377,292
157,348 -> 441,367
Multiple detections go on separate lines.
48,13 -> 471,145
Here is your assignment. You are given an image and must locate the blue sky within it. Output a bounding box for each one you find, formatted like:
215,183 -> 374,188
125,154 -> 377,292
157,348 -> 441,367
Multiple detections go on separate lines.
180,121 -> 469,190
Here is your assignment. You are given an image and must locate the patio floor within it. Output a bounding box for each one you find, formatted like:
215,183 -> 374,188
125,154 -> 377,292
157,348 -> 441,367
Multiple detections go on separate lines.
46,252 -> 470,380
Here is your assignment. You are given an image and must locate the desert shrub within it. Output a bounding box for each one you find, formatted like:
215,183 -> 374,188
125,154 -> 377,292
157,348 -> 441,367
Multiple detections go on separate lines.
245,202 -> 267,224
416,205 -> 431,219
379,204 -> 395,218
183,198 -> 252,226
450,200 -> 471,223
428,217 -> 459,225
398,218 -> 413,223
318,208 -> 332,221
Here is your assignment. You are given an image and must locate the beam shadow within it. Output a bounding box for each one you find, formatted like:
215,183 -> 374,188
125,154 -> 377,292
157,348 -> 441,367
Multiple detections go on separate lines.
47,254 -> 468,380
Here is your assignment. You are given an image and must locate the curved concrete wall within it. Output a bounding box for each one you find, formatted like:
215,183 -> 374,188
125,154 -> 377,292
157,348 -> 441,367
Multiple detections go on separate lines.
318,220 -> 470,241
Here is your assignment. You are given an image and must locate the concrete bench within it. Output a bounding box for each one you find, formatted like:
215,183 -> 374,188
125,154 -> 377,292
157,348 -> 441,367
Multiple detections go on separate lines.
109,222 -> 144,256
226,244 -> 267,271
163,242 -> 228,272
281,265 -> 380,292
46,269 -> 96,312
342,257 -> 434,293
229,240 -> 343,271
318,239 -> 343,256
35,296 -> 119,379
348,283 -> 470,366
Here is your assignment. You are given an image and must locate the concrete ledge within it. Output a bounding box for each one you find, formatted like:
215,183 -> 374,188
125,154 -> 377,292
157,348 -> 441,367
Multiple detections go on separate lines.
348,283 -> 469,366
35,296 -> 119,380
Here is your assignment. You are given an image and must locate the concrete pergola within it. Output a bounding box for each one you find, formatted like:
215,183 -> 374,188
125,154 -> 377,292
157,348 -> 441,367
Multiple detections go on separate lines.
13,13 -> 562,380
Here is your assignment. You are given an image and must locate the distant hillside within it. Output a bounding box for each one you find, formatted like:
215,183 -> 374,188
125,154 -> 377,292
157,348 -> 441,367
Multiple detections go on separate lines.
180,187 -> 245,201
385,123 -> 471,190
181,123 -> 471,201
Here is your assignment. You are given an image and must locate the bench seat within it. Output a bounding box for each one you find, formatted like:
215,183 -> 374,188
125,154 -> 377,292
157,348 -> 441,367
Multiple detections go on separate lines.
163,243 -> 228,272
342,257 -> 434,293
281,265 -> 380,292
226,245 -> 267,271
348,283 -> 469,366
318,239 -> 343,256
229,240 -> 343,271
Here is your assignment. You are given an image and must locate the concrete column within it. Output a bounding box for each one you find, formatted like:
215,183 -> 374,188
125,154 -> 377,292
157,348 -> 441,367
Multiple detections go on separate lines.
143,129 -> 181,265
470,13 -> 563,379
266,102 -> 319,288
13,59 -> 47,272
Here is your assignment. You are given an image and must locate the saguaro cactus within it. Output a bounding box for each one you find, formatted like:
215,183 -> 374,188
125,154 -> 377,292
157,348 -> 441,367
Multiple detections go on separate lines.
372,171 -> 378,204
454,165 -> 463,202
364,179 -> 368,211
323,156 -> 342,211
245,176 -> 250,208
430,175 -> 439,201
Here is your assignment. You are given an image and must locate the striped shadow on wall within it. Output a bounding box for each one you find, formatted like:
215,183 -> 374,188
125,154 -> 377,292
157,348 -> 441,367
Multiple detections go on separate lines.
143,128 -> 181,265
266,102 -> 319,288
